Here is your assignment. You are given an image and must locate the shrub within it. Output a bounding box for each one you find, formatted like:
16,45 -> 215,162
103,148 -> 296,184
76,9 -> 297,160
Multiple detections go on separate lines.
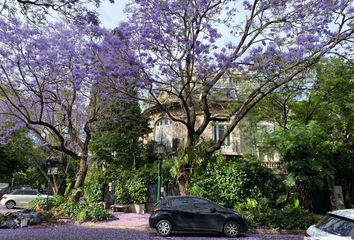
190,155 -> 287,208
76,209 -> 88,224
84,168 -> 104,203
115,173 -> 147,204
58,201 -> 111,223
127,175 -> 147,204
115,182 -> 130,204
234,198 -> 322,230
85,203 -> 111,222
27,195 -> 64,210
58,201 -> 81,217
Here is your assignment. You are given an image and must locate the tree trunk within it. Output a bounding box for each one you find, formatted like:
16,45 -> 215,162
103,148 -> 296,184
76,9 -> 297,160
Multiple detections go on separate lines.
70,157 -> 88,201
177,165 -> 190,195
296,181 -> 313,209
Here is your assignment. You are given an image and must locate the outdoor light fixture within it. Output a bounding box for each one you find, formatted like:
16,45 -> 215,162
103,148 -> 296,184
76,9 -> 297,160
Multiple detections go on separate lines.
154,142 -> 166,155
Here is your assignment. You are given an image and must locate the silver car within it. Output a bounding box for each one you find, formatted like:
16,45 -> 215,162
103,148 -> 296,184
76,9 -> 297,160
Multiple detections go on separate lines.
0,189 -> 47,209
304,209 -> 354,240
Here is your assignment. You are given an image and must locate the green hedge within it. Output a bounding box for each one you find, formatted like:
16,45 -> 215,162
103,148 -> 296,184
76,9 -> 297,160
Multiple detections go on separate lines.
27,196 -> 111,224
234,198 -> 322,230
115,173 -> 147,204
27,195 -> 65,210
190,156 -> 287,208
58,201 -> 111,224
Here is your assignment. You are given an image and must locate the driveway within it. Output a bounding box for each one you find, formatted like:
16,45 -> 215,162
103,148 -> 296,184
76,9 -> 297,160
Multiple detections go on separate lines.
83,212 -> 150,230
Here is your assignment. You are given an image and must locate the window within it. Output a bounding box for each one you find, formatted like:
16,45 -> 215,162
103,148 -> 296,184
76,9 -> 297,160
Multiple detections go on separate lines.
156,199 -> 170,208
23,190 -> 38,195
213,124 -> 231,146
317,215 -> 354,237
170,198 -> 192,211
11,190 -> 23,195
155,118 -> 173,150
192,198 -> 212,213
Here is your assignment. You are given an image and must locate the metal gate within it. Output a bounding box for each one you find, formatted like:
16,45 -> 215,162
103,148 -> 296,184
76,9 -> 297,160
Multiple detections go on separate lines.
146,182 -> 179,212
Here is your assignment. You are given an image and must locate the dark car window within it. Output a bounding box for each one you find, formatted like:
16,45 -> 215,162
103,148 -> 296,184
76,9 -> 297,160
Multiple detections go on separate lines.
11,190 -> 24,195
170,198 -> 192,211
23,190 -> 38,195
317,215 -> 354,237
155,199 -> 169,208
192,198 -> 213,212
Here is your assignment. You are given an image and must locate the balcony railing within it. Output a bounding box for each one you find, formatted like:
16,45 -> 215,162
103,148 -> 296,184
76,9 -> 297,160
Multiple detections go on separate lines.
220,141 -> 239,155
262,161 -> 281,169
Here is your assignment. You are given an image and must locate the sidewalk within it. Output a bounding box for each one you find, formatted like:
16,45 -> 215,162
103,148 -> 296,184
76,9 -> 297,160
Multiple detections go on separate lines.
82,212 -> 150,231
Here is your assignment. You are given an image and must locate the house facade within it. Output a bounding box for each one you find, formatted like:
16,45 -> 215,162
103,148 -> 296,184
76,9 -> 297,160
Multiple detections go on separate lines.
143,104 -> 280,168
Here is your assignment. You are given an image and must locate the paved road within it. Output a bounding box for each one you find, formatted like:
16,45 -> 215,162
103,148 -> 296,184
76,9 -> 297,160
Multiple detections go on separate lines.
0,206 -> 303,240
0,225 -> 303,240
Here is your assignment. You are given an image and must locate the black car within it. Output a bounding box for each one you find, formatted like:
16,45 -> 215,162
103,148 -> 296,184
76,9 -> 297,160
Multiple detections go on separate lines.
149,196 -> 248,237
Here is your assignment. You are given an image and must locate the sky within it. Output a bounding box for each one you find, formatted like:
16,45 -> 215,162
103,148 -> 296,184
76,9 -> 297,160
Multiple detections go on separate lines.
96,1 -> 128,29
95,0 -> 235,45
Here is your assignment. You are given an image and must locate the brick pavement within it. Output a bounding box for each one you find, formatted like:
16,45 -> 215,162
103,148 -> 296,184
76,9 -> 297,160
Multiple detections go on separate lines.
82,212 -> 150,230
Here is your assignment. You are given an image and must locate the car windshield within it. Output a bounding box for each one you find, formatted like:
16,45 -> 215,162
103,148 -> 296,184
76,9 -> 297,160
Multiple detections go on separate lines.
316,215 -> 354,237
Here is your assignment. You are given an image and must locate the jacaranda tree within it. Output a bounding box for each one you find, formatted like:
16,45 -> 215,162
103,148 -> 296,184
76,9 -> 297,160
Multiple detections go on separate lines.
116,0 -> 354,194
0,0 -> 115,25
0,17 -> 139,199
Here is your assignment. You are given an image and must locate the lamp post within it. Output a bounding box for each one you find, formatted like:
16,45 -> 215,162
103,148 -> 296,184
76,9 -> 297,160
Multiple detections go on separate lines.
154,142 -> 165,202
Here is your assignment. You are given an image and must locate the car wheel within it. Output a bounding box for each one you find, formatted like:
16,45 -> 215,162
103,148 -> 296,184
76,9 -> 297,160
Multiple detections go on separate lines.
156,219 -> 172,237
5,200 -> 15,209
224,221 -> 240,237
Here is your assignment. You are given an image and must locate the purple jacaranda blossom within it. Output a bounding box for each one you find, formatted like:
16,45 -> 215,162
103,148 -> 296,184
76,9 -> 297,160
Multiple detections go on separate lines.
0,0 -> 115,25
0,16 -> 138,189
0,224 -> 304,240
116,0 -> 354,162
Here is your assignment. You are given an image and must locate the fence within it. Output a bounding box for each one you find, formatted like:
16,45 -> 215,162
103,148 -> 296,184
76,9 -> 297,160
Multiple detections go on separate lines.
146,182 -> 179,213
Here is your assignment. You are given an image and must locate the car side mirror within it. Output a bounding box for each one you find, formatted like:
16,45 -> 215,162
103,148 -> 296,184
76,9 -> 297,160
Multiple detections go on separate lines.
210,207 -> 217,213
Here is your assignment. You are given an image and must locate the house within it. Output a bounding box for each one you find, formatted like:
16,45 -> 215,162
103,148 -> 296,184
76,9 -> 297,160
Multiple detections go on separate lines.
142,76 -> 280,168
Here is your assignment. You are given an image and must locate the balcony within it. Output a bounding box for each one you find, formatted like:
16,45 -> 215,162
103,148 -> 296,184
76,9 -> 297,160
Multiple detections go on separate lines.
262,161 -> 281,169
220,141 -> 239,155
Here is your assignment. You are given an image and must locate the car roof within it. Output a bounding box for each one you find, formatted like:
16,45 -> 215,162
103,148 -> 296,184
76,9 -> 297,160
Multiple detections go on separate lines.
10,189 -> 38,193
328,209 -> 354,221
163,195 -> 201,199
161,195 -> 212,201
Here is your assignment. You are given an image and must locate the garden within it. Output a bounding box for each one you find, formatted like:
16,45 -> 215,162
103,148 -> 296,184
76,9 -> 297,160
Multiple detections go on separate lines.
0,0 -> 353,234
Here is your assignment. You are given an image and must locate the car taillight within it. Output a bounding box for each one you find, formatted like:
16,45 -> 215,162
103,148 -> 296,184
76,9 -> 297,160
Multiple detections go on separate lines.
304,231 -> 311,237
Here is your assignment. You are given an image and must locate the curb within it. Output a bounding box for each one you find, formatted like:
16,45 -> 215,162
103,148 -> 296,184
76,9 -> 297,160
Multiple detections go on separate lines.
81,222 -> 304,235
249,228 -> 305,235
81,222 -> 151,232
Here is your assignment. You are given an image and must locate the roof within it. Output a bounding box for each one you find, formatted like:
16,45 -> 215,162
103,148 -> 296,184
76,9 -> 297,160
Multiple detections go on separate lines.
162,195 -> 197,200
328,209 -> 354,221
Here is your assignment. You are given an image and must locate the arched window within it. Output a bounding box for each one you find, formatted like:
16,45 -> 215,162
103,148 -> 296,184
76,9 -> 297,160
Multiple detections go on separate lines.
155,118 -> 173,150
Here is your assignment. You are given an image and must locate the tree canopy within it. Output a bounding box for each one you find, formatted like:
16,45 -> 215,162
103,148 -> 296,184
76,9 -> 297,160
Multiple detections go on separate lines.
0,0 -> 354,197
258,59 -> 354,209
113,0 -> 354,194
0,17 -> 138,197
0,0 -> 115,25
